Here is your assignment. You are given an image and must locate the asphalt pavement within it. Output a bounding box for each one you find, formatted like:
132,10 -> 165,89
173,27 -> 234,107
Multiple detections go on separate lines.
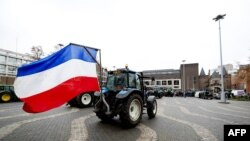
0,97 -> 249,141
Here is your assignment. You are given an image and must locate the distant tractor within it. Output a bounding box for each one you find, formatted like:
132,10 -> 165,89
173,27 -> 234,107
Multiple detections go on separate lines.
0,85 -> 19,102
93,67 -> 157,128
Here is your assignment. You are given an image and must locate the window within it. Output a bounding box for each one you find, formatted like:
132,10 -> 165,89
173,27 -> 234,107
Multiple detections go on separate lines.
144,81 -> 150,85
8,66 -> 16,74
17,59 -> 22,66
8,57 -> 17,65
136,74 -> 141,90
128,73 -> 136,88
174,80 -> 179,85
162,81 -> 167,85
0,55 -> 6,63
0,65 -> 5,73
0,86 -> 4,91
168,80 -> 172,85
156,81 -> 161,85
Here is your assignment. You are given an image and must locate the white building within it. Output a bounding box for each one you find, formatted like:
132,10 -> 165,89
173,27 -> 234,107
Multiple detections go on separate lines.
0,48 -> 34,84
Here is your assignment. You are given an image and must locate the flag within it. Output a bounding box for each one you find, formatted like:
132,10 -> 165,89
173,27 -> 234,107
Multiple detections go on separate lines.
14,43 -> 100,113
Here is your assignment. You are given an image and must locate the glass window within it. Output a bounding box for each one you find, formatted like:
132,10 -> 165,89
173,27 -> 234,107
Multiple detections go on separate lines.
174,80 -> 179,85
128,73 -> 136,88
156,81 -> 161,85
0,86 -> 4,91
162,81 -> 167,85
135,74 -> 141,90
0,55 -> 6,63
8,57 -> 17,65
8,66 -> 16,71
17,59 -> 22,66
0,65 -> 5,73
168,80 -> 172,85
144,81 -> 150,85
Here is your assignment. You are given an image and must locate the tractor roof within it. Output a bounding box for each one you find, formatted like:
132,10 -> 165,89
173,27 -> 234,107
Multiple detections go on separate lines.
108,68 -> 137,74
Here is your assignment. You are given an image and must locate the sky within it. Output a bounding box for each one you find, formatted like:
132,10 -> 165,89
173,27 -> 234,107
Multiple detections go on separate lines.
0,0 -> 249,73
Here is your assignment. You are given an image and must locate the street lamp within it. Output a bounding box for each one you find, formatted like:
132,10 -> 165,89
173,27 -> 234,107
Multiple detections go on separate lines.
213,14 -> 226,103
182,60 -> 186,97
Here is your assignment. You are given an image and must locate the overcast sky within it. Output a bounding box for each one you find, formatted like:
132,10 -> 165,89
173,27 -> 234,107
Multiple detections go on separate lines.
0,0 -> 249,73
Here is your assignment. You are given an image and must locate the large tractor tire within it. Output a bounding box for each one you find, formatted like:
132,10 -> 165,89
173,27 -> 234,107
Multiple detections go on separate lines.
0,92 -> 12,103
75,92 -> 93,108
147,99 -> 157,119
120,94 -> 143,128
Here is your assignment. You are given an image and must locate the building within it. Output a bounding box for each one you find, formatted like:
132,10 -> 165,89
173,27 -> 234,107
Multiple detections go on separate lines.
143,69 -> 181,90
180,63 -> 199,91
142,63 -> 199,91
0,48 -> 34,85
198,66 -> 232,91
199,68 -> 210,90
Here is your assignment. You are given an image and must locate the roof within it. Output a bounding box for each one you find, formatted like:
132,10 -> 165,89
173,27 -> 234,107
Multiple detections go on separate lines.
200,68 -> 206,76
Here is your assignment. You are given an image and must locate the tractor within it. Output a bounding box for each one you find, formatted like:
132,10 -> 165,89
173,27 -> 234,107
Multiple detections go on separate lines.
93,66 -> 157,128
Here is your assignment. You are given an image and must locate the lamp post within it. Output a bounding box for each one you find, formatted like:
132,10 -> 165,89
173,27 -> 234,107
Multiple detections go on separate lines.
213,14 -> 226,103
182,60 -> 186,97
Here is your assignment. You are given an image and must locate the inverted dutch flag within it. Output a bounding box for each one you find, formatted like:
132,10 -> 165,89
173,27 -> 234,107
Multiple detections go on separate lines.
14,43 -> 100,113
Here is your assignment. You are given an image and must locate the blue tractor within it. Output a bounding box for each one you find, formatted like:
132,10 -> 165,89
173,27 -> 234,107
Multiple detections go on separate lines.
93,67 -> 157,128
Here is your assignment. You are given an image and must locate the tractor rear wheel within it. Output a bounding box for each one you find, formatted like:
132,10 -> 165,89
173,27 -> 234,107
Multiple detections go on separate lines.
147,99 -> 157,119
120,94 -> 143,128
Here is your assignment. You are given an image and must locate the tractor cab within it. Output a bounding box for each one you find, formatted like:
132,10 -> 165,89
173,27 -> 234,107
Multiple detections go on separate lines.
106,69 -> 142,92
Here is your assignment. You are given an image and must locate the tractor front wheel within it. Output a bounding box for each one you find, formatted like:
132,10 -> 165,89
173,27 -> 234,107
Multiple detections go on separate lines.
120,94 -> 143,128
147,99 -> 157,119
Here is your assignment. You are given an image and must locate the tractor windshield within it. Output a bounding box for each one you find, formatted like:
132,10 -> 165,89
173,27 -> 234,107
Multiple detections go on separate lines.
106,73 -> 127,91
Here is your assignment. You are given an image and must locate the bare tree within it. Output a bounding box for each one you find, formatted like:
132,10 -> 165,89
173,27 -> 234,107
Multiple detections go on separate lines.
54,44 -> 64,51
31,45 -> 44,60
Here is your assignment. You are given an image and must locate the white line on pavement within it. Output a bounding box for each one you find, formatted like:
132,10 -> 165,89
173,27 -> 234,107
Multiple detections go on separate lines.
68,113 -> 95,141
0,109 -> 79,140
136,124 -> 158,141
0,113 -> 30,120
69,114 -> 158,141
179,106 -> 238,124
199,106 -> 250,119
158,108 -> 218,141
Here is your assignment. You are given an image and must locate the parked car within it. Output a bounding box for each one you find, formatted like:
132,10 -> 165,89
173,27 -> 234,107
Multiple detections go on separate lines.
199,91 -> 213,99
165,88 -> 174,97
231,90 -> 246,97
213,90 -> 233,99
195,91 -> 204,98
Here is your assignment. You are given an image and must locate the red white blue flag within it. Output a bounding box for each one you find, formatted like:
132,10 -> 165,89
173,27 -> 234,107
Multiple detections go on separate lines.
14,43 -> 100,113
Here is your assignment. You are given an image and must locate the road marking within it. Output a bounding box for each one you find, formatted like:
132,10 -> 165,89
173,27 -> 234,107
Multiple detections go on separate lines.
69,114 -> 158,141
68,113 -> 95,141
0,109 -> 79,140
0,107 -> 20,113
199,106 -> 250,119
158,108 -> 218,141
215,105 -> 250,115
136,124 -> 158,141
179,106 -> 238,124
0,113 -> 30,120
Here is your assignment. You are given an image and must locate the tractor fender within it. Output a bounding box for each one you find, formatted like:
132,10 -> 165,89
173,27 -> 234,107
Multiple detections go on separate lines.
147,95 -> 156,103
116,89 -> 142,99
